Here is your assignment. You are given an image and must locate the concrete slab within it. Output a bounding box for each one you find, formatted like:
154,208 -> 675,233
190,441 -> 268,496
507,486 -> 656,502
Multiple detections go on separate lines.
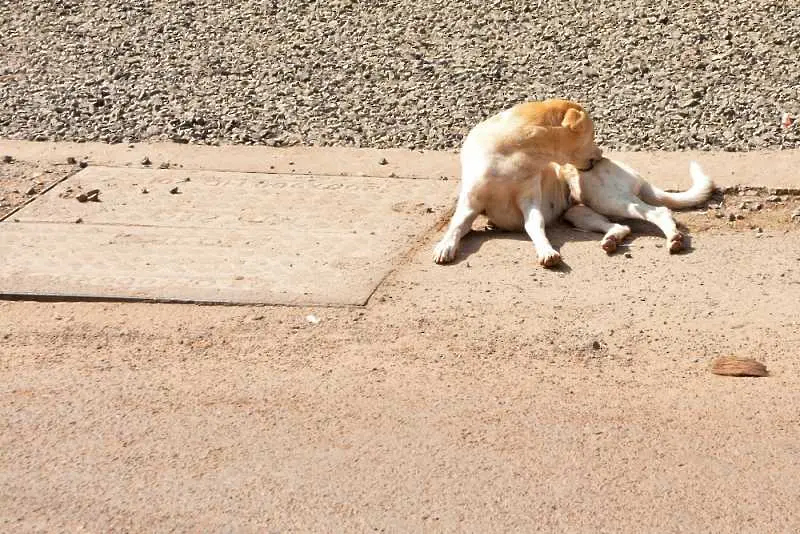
0,166 -> 453,305
0,140 -> 459,181
2,140 -> 800,189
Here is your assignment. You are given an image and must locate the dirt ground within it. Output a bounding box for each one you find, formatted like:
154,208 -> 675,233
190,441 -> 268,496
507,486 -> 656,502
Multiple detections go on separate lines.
2,157 -> 800,532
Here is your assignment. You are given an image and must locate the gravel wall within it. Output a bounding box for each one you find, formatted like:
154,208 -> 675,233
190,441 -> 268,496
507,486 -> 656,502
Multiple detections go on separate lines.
1,0 -> 798,151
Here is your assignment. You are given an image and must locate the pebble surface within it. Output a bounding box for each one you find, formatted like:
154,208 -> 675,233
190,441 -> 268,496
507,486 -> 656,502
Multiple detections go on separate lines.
1,1 -> 798,151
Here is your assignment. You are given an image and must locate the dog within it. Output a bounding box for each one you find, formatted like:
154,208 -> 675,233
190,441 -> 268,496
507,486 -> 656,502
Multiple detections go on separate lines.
559,158 -> 715,254
433,99 -> 603,267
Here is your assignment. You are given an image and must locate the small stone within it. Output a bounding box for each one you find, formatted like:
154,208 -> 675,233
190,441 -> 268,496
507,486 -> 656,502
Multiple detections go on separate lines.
25,186 -> 36,195
766,195 -> 782,202
141,156 -> 152,166
78,160 -> 88,168
624,252 -> 632,258
738,201 -> 748,209
592,340 -> 601,350
75,217 -> 83,224
791,208 -> 800,222
378,157 -> 388,165
169,186 -> 180,194
710,356 -> 768,377
76,189 -> 100,202
66,156 -> 77,165
159,162 -> 170,169
425,207 -> 434,213
141,187 -> 149,194
2,155 -> 13,163
750,202 -> 763,211
736,214 -> 745,220
728,213 -> 737,221
755,227 -> 763,233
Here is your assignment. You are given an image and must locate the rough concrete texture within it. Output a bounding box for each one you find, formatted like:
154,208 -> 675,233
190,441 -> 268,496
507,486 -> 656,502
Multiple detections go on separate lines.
1,165 -> 451,305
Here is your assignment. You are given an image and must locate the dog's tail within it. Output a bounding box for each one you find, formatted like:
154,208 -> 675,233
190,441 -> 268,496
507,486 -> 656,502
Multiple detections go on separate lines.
638,161 -> 715,209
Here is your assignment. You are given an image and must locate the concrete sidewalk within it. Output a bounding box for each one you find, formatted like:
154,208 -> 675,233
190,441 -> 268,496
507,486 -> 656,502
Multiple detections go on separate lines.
2,141 -> 799,306
2,141 -> 800,533
1,143 -> 456,306
3,140 -> 800,189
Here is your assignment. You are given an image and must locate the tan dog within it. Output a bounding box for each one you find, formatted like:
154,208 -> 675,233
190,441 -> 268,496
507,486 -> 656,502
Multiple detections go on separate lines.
560,158 -> 715,253
433,99 -> 602,267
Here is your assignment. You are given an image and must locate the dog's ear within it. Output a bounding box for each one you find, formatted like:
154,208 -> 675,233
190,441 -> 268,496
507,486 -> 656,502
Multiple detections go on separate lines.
561,108 -> 589,132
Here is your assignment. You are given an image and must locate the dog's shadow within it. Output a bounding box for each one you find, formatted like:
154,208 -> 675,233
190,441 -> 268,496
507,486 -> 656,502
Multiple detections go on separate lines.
452,219 -> 694,268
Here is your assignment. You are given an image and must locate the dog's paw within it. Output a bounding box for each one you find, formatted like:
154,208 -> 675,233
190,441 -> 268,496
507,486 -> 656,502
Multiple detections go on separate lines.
600,225 -> 630,254
668,232 -> 684,253
601,235 -> 618,253
538,249 -> 562,268
433,240 -> 457,264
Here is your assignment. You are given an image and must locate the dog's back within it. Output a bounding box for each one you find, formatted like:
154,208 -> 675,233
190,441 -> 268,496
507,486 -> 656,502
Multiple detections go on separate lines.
463,99 -> 600,165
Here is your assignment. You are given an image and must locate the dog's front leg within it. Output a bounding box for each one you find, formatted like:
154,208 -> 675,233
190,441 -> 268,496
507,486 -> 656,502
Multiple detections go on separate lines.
433,194 -> 480,264
520,201 -> 561,268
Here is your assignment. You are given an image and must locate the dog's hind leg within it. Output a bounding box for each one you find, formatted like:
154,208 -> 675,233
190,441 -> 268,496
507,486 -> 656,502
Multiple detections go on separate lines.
605,199 -> 683,253
433,193 -> 481,264
564,205 -> 631,254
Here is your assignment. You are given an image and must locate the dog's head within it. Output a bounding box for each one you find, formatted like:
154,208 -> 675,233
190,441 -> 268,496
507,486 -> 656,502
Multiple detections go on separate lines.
515,99 -> 603,170
558,104 -> 603,170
